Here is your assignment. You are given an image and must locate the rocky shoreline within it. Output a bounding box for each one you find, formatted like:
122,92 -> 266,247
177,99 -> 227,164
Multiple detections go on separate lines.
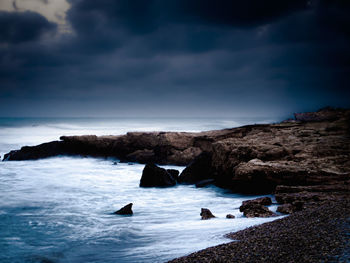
168,199 -> 350,263
2,107 -> 350,261
4,107 -> 349,206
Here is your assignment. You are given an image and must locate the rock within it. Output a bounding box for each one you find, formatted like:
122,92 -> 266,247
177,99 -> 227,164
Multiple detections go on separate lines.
240,203 -> 276,218
239,198 -> 276,218
178,152 -> 214,184
226,214 -> 235,219
195,179 -> 215,188
166,169 -> 180,181
241,197 -> 272,207
114,203 -> 133,215
200,208 -> 216,220
140,163 -> 176,187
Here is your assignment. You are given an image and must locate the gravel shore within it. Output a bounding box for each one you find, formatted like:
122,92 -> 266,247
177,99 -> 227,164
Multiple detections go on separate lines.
168,199 -> 349,263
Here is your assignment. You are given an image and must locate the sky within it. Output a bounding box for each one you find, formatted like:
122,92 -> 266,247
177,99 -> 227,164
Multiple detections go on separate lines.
0,0 -> 349,118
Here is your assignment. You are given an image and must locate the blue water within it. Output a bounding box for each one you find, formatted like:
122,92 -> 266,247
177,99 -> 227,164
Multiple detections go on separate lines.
0,118 -> 280,263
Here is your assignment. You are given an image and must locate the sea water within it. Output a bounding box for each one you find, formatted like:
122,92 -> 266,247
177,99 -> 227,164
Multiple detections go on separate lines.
0,118 -> 280,263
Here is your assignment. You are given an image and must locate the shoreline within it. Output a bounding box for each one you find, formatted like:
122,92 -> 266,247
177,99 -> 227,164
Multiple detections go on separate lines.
168,199 -> 349,263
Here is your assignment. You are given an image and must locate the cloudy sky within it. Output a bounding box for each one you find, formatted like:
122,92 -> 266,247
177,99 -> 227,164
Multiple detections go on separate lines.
0,0 -> 349,118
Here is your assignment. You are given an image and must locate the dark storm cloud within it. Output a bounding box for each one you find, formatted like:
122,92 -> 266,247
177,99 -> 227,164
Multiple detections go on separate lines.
0,11 -> 57,44
0,0 -> 349,117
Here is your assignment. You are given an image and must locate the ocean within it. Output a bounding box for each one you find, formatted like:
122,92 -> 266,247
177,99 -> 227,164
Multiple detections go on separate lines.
0,117 -> 281,263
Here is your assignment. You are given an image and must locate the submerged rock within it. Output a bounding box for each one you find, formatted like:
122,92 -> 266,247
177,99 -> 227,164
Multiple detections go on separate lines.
200,208 -> 216,220
114,203 -> 133,215
140,163 -> 176,187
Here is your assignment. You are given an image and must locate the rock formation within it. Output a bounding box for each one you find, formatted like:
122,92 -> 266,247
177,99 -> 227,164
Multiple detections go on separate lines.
200,208 -> 216,220
239,197 -> 276,218
3,107 -> 350,210
140,163 -> 176,187
114,203 -> 133,215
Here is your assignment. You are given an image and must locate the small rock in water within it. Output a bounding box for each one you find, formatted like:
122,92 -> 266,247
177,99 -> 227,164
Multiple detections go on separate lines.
226,214 -> 235,219
200,208 -> 216,220
114,203 -> 133,215
113,161 -> 118,165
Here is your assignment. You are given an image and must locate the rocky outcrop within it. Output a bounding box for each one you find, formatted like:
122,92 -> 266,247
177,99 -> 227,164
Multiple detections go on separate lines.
177,152 -> 214,184
140,163 -> 176,187
3,129 -> 240,165
210,108 -> 350,193
200,208 -> 216,220
114,203 -> 133,215
239,197 -> 276,218
3,108 -> 350,201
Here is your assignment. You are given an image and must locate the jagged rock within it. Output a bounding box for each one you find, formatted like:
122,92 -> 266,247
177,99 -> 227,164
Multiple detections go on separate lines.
239,198 -> 276,218
178,152 -> 214,184
140,163 -> 176,187
166,169 -> 180,181
195,179 -> 215,188
226,214 -> 235,219
114,203 -> 133,215
200,208 -> 216,220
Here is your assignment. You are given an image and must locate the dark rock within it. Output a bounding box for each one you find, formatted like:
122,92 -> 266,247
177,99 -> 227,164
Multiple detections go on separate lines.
239,198 -> 276,218
241,197 -> 272,207
240,203 -> 276,218
166,169 -> 180,181
200,208 -> 216,220
226,214 -> 235,219
178,152 -> 214,184
113,161 -> 118,165
195,179 -> 215,188
140,163 -> 176,187
114,203 -> 133,215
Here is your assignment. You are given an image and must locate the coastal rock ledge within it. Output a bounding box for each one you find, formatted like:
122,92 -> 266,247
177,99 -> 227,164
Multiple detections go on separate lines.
3,107 -> 350,200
